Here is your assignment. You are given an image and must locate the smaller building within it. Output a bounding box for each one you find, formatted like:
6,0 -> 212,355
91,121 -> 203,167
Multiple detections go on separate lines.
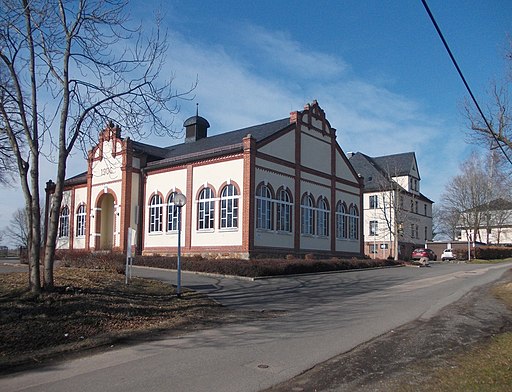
456,198 -> 512,246
349,152 -> 433,259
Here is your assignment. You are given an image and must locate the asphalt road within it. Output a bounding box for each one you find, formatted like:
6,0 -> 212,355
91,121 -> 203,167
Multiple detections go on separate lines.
2,261 -> 512,392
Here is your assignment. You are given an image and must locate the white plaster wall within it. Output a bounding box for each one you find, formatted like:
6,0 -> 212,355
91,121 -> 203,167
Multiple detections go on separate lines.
300,180 -> 331,201
311,117 -> 323,130
336,152 -> 356,181
301,172 -> 330,187
144,168 -> 187,249
130,173 -> 140,228
300,131 -> 331,174
336,238 -> 360,253
72,187 -> 88,249
259,130 -> 295,163
255,167 -> 295,192
255,158 -> 294,177
395,176 -> 409,191
254,167 -> 295,249
301,235 -> 330,251
91,141 -> 123,186
191,159 -> 244,247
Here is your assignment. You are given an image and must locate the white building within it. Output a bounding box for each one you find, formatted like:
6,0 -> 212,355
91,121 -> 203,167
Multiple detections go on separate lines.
49,101 -> 365,259
349,152 -> 433,259
456,198 -> 512,245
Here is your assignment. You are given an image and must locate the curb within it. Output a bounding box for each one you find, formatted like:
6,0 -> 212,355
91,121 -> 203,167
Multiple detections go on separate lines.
132,264 -> 404,282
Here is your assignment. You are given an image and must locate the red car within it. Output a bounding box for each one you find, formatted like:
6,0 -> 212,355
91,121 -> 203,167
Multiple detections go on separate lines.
411,248 -> 437,261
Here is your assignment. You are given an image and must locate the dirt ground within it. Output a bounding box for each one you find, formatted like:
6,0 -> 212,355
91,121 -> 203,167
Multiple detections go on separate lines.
266,270 -> 512,392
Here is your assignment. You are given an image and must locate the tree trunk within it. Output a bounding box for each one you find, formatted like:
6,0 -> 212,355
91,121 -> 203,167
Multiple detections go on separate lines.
43,153 -> 67,290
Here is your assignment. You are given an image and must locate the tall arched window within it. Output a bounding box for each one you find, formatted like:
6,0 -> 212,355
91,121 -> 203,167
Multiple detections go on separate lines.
149,194 -> 163,233
198,187 -> 215,230
76,204 -> 86,237
167,194 -> 179,232
349,204 -> 359,240
276,187 -> 293,233
301,194 -> 315,235
59,206 -> 70,238
317,197 -> 329,237
336,201 -> 348,239
220,184 -> 238,229
256,183 -> 274,230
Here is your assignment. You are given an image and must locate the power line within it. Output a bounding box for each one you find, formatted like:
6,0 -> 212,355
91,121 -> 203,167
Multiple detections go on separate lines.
420,0 -> 512,165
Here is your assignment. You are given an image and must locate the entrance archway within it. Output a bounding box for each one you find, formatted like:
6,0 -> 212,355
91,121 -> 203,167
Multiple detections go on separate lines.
98,193 -> 115,250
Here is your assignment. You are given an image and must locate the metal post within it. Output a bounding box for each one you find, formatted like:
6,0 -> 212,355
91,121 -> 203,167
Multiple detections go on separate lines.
177,205 -> 182,297
171,192 -> 187,298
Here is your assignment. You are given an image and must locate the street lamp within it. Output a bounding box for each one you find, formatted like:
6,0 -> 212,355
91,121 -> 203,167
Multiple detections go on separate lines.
171,192 -> 187,297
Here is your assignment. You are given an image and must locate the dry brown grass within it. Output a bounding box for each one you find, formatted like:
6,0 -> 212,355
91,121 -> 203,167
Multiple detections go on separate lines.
401,280 -> 512,392
0,267 -> 230,372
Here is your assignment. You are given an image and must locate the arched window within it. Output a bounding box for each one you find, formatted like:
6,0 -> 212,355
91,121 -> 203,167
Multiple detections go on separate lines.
149,194 -> 163,233
301,194 -> 315,235
317,197 -> 329,237
198,187 -> 215,230
336,201 -> 348,239
256,183 -> 274,230
167,194 -> 179,232
220,184 -> 238,229
349,204 -> 359,240
76,204 -> 86,237
276,187 -> 293,233
59,206 -> 70,238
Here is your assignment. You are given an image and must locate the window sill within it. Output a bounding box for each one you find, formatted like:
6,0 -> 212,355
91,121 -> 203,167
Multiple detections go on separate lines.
219,228 -> 239,232
148,231 -> 164,236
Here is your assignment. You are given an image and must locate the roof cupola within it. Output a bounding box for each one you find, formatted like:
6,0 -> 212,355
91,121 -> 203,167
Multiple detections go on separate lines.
184,104 -> 210,143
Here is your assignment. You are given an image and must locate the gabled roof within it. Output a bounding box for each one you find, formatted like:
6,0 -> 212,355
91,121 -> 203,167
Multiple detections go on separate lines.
349,151 -> 432,203
470,198 -> 512,212
146,118 -> 291,170
63,171 -> 87,186
372,152 -> 418,178
347,152 -> 391,192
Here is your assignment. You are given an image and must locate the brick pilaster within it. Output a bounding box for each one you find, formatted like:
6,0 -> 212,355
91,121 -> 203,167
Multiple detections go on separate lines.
242,134 -> 256,254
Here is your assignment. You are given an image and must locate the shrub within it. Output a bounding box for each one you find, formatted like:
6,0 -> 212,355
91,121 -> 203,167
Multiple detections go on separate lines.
56,250 -> 126,274
133,255 -> 401,277
473,246 -> 512,260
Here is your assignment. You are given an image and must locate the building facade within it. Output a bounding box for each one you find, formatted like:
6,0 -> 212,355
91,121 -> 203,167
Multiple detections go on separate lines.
349,152 -> 433,259
51,101 -> 365,259
455,198 -> 512,246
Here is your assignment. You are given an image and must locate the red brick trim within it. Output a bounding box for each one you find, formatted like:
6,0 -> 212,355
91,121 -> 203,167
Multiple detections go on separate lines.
242,135 -> 256,253
294,119 -> 301,252
120,138 -> 133,253
331,133 -> 336,253
185,164 -> 193,250
69,189 -> 75,249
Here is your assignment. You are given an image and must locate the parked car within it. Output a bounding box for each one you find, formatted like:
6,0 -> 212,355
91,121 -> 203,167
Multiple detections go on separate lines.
441,249 -> 457,261
411,248 -> 437,261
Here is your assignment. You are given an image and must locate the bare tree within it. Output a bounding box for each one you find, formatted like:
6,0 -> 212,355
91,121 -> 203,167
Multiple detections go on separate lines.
0,0 -> 194,293
3,208 -> 29,248
440,152 -> 506,244
464,42 -> 512,166
433,204 -> 460,241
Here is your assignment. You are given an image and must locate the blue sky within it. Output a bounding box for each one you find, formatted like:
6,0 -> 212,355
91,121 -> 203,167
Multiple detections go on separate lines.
1,0 -> 511,242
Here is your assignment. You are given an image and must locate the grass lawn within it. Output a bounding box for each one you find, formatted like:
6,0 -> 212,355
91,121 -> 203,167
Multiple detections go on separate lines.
0,267 -> 234,372
403,276 -> 512,391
